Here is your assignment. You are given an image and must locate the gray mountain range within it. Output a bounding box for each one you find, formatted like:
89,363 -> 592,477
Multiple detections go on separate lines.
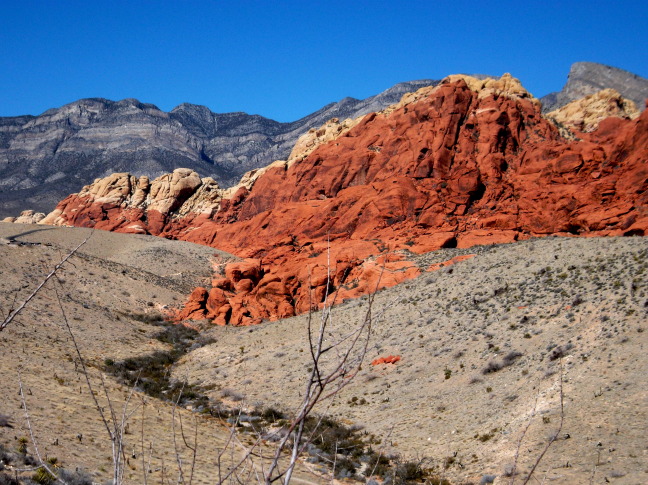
1,62 -> 646,219
0,80 -> 436,218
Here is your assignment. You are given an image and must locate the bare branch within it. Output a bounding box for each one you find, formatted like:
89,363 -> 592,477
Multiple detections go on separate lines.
522,360 -> 565,485
172,382 -> 187,484
264,251 -> 384,484
509,393 -> 540,485
18,370 -> 68,485
140,399 -> 149,485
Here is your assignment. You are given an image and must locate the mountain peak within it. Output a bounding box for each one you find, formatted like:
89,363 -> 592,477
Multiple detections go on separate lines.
541,61 -> 648,113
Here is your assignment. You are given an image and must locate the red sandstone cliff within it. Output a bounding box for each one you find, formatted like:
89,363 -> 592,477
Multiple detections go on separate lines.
40,75 -> 648,325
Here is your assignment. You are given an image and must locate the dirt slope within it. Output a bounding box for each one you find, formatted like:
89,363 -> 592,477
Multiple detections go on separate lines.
175,235 -> 648,484
0,223 -> 326,485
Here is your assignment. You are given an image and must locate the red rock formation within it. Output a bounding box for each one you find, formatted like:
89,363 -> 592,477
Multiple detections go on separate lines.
41,76 -> 648,325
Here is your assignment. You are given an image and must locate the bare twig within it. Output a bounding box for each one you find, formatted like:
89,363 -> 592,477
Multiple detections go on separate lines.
55,283 -> 140,485
18,370 -> 67,485
264,248 -> 383,484
178,408 -> 199,485
140,399 -> 148,485
521,360 -> 565,485
509,394 -> 540,485
172,382 -> 187,484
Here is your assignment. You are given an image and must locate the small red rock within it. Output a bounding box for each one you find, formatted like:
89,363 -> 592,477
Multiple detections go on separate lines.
371,355 -> 401,366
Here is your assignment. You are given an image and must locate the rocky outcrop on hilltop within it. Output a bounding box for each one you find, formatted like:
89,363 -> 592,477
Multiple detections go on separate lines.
41,74 -> 648,326
541,62 -> 648,113
0,80 -> 436,218
546,88 -> 639,134
2,210 -> 46,224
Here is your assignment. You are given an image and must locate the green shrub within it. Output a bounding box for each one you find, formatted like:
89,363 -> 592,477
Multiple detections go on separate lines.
32,467 -> 56,485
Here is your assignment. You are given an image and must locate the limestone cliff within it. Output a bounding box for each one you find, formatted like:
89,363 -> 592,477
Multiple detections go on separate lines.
541,61 -> 648,113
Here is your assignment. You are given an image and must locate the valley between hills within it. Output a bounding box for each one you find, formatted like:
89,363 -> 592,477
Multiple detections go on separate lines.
0,225 -> 646,484
0,65 -> 647,484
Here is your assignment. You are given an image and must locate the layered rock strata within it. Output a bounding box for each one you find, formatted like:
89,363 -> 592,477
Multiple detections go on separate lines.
541,61 -> 648,113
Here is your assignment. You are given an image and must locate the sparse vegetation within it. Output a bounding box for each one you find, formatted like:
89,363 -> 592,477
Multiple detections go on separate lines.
104,319 -> 214,406
0,445 -> 92,485
2,226 -> 646,484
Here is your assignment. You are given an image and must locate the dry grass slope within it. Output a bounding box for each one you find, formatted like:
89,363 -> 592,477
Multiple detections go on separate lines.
0,224 -> 324,485
176,235 -> 648,484
1,222 -> 646,484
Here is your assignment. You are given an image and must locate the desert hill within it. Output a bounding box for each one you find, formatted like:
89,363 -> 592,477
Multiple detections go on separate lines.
0,223 -> 327,485
0,224 -> 645,484
177,234 -> 648,484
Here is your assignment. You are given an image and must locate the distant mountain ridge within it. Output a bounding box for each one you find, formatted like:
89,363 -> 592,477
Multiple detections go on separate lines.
0,80 -> 436,218
540,62 -> 648,113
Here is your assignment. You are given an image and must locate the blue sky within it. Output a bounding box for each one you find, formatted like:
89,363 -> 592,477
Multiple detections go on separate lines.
1,1 -> 646,122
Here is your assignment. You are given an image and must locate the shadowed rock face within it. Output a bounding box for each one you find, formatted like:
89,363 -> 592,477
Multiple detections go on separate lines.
541,62 -> 648,113
40,74 -> 648,326
0,80 -> 436,218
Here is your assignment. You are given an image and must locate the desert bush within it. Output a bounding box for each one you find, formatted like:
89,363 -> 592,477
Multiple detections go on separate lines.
32,467 -> 56,485
502,351 -> 523,366
303,416 -> 365,458
548,343 -> 573,361
426,477 -> 452,485
0,446 -> 12,468
393,458 -> 426,484
260,406 -> 286,422
221,388 -> 245,402
119,310 -> 165,324
483,350 -> 523,374
482,360 -> 503,374
364,452 -> 390,477
0,473 -> 19,485
334,456 -> 357,478
57,468 -> 93,485
16,438 -> 28,455
104,320 -> 215,406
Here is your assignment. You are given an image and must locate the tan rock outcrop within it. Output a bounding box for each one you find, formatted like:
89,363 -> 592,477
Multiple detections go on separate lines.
443,73 -> 538,104
3,210 -> 47,224
147,168 -> 202,213
547,88 -> 639,133
83,172 -> 136,206
288,117 -> 364,164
